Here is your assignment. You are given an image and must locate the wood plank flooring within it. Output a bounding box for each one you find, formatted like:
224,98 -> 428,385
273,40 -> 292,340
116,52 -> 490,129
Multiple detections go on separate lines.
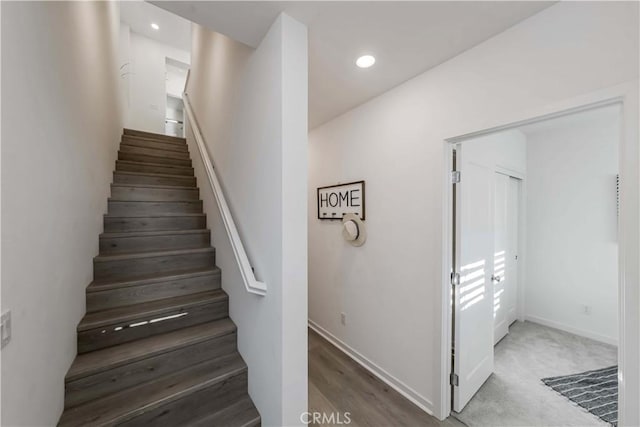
309,329 -> 465,427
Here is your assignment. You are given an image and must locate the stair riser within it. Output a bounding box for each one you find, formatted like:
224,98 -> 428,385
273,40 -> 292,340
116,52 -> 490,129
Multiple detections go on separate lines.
120,144 -> 191,160
86,272 -> 221,312
122,136 -> 188,152
104,216 -> 206,232
78,300 -> 228,353
108,201 -> 203,216
111,186 -> 199,202
99,231 -> 210,254
124,129 -> 186,144
118,152 -> 192,167
94,251 -> 215,281
65,333 -> 236,409
113,172 -> 196,187
120,371 -> 248,427
191,398 -> 260,427
116,161 -> 194,176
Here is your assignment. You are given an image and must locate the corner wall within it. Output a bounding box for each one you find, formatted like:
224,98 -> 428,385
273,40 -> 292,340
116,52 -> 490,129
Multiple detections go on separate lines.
185,13 -> 308,426
308,1 -> 638,421
1,2 -> 122,425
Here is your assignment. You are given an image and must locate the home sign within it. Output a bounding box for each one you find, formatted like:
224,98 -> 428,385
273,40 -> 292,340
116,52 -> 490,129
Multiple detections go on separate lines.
317,180 -> 365,220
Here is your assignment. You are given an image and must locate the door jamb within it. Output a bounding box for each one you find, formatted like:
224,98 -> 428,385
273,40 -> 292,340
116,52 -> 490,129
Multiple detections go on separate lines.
439,87 -> 637,424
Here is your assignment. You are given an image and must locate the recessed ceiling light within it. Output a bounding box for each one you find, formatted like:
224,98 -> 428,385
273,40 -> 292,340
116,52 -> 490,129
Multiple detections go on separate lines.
356,55 -> 376,69
151,23 -> 160,30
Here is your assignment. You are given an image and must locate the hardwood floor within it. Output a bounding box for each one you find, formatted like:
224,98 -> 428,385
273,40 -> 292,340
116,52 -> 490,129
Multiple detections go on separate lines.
308,329 -> 465,427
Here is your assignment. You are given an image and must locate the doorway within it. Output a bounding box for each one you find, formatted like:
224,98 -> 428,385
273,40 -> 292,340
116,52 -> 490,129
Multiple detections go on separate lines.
446,103 -> 622,426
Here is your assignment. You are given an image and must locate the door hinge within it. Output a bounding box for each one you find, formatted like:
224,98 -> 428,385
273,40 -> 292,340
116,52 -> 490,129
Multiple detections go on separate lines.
451,272 -> 461,287
450,170 -> 461,184
450,373 -> 459,386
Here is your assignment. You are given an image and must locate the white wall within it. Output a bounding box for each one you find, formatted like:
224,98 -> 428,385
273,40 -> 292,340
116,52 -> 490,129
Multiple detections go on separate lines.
120,27 -> 190,133
308,1 -> 638,422
1,2 -> 122,425
186,13 -> 308,426
524,106 -> 620,345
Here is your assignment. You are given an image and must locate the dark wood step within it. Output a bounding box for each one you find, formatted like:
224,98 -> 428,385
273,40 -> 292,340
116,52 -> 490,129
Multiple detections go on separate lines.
116,160 -> 194,176
121,135 -> 188,152
103,214 -> 206,232
65,319 -> 236,409
108,200 -> 203,216
113,171 -> 196,187
77,290 -> 228,353
124,128 -> 186,144
110,184 -> 199,202
118,151 -> 192,167
59,352 -> 247,426
191,395 -> 261,427
93,247 -> 215,281
99,229 -> 210,255
86,268 -> 221,312
120,144 -> 191,160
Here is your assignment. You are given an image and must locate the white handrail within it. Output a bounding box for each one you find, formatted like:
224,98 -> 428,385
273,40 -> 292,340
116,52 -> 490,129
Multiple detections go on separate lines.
182,92 -> 267,296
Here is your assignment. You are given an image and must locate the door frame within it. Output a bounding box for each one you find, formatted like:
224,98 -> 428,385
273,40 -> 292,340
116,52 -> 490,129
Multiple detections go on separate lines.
439,82 -> 639,425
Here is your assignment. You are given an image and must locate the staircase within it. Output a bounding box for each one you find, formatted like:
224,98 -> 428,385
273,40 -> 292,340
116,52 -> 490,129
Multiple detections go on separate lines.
58,129 -> 260,427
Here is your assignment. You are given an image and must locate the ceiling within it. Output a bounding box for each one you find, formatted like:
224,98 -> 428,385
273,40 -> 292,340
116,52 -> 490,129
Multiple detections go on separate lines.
151,1 -> 554,129
120,1 -> 191,52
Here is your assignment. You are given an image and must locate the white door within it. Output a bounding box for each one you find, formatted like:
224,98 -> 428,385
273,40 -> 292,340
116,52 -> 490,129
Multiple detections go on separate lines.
493,173 -> 509,344
506,177 -> 520,326
493,173 -> 520,344
453,147 -> 495,412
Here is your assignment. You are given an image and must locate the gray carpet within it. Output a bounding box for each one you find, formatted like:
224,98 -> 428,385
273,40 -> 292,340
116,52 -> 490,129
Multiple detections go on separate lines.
543,366 -> 618,426
455,321 -> 617,427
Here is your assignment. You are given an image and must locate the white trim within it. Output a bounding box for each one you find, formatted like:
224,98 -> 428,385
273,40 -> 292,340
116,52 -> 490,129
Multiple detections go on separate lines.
440,80 -> 639,425
525,315 -> 618,346
308,319 -> 435,415
182,93 -> 267,296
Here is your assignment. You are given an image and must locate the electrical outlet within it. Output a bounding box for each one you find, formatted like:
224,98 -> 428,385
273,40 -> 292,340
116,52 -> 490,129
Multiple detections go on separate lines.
1,311 -> 11,349
340,312 -> 346,326
581,305 -> 592,315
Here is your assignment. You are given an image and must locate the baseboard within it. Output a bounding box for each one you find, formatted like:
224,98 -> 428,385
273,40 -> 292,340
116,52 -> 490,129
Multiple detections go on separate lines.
524,315 -> 618,346
308,319 -> 435,415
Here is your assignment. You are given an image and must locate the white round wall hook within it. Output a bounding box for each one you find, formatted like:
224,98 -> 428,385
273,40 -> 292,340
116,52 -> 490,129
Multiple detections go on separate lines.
342,213 -> 366,246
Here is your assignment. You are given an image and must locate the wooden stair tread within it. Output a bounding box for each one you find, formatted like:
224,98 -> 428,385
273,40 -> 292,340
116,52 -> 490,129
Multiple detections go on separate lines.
120,141 -> 187,154
114,170 -> 195,180
122,134 -> 187,146
191,395 -> 260,427
119,150 -> 191,163
120,142 -> 188,154
116,159 -> 193,171
66,319 -> 236,381
124,128 -> 186,143
100,229 -> 209,239
58,353 -> 246,427
87,268 -> 221,292
111,183 -> 197,191
78,290 -> 226,332
107,199 -> 202,206
94,246 -> 214,263
104,213 -> 205,219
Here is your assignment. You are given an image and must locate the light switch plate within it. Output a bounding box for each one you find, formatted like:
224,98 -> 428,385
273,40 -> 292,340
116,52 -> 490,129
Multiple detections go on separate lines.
1,311 -> 11,349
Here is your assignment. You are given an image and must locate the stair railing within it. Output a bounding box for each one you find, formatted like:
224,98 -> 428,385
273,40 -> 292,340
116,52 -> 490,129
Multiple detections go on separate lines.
182,92 -> 267,296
